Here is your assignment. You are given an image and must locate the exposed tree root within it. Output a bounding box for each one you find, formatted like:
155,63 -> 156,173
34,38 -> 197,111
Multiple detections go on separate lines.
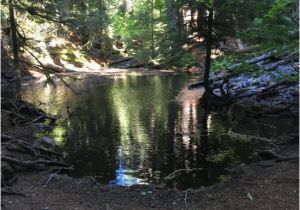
2,156 -> 71,171
275,156 -> 299,162
1,187 -> 27,196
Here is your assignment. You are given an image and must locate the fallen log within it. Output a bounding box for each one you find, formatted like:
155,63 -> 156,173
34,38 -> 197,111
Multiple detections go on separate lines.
263,51 -> 298,71
109,57 -> 133,66
233,81 -> 298,99
225,50 -> 278,71
189,51 -> 281,90
247,50 -> 278,64
126,63 -> 147,68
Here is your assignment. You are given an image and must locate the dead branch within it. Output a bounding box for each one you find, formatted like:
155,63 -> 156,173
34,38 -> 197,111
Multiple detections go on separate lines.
227,129 -> 275,145
43,170 -> 61,186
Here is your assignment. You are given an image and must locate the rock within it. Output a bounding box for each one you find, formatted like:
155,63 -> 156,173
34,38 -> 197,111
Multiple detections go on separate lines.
22,76 -> 33,81
39,136 -> 55,146
186,66 -> 203,74
212,89 -> 221,96
31,123 -> 54,132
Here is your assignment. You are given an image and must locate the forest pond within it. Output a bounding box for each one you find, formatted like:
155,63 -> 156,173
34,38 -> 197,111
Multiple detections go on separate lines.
20,74 -> 296,189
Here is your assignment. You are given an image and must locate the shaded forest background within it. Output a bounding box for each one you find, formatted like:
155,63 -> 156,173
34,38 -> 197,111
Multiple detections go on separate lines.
1,0 -> 298,81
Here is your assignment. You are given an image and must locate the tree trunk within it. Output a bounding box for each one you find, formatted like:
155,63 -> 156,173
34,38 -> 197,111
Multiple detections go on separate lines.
99,0 -> 104,50
203,7 -> 213,93
151,0 -> 155,59
167,0 -> 177,32
8,0 -> 21,93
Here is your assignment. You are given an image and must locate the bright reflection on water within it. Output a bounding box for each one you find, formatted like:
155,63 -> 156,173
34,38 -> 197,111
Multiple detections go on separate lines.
20,74 -> 296,189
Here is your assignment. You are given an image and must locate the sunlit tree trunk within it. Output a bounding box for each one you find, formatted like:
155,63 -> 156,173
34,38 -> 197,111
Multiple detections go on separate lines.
99,0 -> 104,50
190,8 -> 197,33
8,0 -> 21,93
203,7 -> 213,93
151,0 -> 155,59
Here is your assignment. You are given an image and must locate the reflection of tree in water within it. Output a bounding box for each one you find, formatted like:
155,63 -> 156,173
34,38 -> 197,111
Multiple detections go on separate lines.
19,75 -> 295,189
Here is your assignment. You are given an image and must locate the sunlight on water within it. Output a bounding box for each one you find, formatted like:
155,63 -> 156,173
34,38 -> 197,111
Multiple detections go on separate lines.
110,148 -> 148,186
20,74 -> 296,189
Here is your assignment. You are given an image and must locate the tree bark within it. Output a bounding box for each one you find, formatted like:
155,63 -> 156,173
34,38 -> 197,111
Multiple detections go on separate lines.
203,7 -> 213,93
8,0 -> 21,93
151,0 -> 155,58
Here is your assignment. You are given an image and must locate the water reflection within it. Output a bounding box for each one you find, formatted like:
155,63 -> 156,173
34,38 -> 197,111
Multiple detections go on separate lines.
20,74 -> 295,189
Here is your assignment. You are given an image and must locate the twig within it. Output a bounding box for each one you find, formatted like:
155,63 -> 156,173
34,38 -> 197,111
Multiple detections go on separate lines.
43,170 -> 61,187
184,189 -> 189,209
22,45 -> 53,82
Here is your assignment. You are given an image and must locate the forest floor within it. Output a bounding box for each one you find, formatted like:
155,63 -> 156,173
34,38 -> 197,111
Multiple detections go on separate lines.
1,121 -> 298,210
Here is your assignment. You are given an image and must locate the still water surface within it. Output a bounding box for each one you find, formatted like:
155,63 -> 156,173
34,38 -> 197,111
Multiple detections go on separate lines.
21,74 -> 292,189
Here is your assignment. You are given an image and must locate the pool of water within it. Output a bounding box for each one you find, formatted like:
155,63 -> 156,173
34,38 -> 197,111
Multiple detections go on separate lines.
20,73 -> 296,189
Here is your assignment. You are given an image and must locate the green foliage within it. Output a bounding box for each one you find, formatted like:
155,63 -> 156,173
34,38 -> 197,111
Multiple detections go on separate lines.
240,0 -> 298,46
211,54 -> 238,72
112,0 -> 176,63
3,0 -> 299,69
